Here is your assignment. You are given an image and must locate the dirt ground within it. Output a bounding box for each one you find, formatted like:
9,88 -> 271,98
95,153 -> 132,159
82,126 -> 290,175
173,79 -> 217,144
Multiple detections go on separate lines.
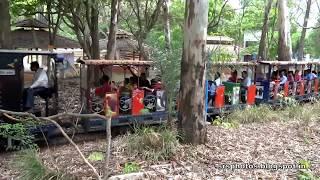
0,119 -> 319,180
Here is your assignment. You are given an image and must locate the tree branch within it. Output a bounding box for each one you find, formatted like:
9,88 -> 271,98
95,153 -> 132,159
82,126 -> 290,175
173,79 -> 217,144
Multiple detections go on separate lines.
0,109 -> 113,180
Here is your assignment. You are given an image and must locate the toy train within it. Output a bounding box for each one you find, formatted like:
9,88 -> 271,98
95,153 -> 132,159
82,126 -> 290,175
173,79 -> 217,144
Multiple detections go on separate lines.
1,50 -> 320,147
205,61 -> 320,116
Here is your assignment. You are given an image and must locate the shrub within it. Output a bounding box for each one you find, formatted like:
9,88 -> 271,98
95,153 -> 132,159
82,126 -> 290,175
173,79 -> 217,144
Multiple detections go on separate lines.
126,126 -> 179,161
226,105 -> 278,124
0,123 -> 36,150
123,162 -> 140,174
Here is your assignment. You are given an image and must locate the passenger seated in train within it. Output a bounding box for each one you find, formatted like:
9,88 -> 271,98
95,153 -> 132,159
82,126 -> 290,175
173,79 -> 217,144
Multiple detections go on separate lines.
294,70 -> 302,81
214,72 -> 221,86
24,62 -> 49,111
207,72 -> 221,105
240,71 -> 251,102
94,75 -> 112,96
207,81 -> 215,105
128,67 -> 151,88
228,70 -> 238,83
120,78 -> 132,92
240,71 -> 251,88
279,71 -> 287,85
304,69 -> 317,81
287,71 -> 294,82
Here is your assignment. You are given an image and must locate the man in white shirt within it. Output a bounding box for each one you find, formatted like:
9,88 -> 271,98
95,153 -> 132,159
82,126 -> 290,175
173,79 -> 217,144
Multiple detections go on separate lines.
241,71 -> 251,87
24,61 -> 49,110
279,71 -> 287,85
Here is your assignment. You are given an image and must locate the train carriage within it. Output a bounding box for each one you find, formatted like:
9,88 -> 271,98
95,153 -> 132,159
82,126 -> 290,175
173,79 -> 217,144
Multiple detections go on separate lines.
77,59 -> 168,132
206,60 -> 320,116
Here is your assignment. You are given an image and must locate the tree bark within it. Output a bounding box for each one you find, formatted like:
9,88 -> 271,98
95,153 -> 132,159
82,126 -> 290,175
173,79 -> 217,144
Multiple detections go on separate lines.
106,0 -> 120,60
258,0 -> 273,60
178,0 -> 208,145
0,0 -> 12,49
277,0 -> 292,61
297,0 -> 312,61
163,0 -> 171,51
90,1 -> 100,59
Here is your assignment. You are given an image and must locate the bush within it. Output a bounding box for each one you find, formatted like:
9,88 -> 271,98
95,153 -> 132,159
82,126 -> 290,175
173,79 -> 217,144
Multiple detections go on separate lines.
126,126 -> 179,161
123,162 -> 140,174
226,105 -> 278,124
0,123 -> 36,151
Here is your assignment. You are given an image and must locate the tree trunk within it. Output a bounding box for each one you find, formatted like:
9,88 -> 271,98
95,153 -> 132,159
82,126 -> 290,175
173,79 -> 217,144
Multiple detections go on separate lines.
106,0 -> 120,60
90,3 -> 100,59
163,0 -> 171,51
277,0 -> 291,61
258,0 -> 273,60
0,0 -> 12,49
297,0 -> 312,61
178,0 -> 208,145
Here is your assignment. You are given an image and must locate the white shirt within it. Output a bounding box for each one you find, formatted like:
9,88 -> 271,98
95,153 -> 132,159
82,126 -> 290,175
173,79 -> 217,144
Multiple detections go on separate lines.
215,78 -> 221,86
30,68 -> 49,89
280,75 -> 287,85
242,77 -> 252,87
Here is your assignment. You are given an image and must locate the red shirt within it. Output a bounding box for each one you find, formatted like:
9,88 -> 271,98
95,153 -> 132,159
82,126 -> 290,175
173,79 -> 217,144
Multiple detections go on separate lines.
95,83 -> 112,96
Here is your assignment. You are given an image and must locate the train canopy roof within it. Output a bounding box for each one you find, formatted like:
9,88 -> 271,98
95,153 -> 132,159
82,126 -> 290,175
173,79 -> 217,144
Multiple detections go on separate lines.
259,61 -> 320,65
0,49 -> 58,56
78,59 -> 153,66
210,61 -> 257,66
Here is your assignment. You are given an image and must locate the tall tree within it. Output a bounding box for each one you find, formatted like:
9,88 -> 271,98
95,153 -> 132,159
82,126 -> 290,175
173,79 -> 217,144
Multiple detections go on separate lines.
178,0 -> 209,144
163,0 -> 171,51
106,0 -> 120,59
297,0 -> 312,61
121,0 -> 163,59
61,0 -> 100,59
0,0 -> 12,49
258,0 -> 273,60
277,0 -> 291,61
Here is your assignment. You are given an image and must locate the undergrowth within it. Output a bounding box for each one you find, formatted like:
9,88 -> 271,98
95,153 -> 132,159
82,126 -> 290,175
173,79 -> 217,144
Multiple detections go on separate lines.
213,100 -> 320,127
125,126 -> 179,161
11,149 -> 75,180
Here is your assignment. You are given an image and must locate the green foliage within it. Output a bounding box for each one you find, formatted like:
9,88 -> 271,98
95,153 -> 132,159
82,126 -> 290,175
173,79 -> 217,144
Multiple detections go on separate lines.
123,162 -> 140,174
12,149 -> 71,180
212,116 -> 239,129
0,123 -> 36,150
88,151 -> 104,161
126,126 -> 179,161
210,48 -> 236,62
298,169 -> 320,180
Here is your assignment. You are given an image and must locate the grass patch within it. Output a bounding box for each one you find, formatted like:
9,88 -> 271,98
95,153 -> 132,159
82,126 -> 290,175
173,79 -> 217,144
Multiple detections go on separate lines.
88,151 -> 104,161
11,149 -> 74,180
216,101 -> 320,126
225,105 -> 278,124
123,162 -> 140,174
125,126 -> 179,161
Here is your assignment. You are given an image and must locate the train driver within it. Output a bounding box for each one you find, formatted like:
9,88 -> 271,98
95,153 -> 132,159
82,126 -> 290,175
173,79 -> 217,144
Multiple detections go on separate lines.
24,61 -> 49,111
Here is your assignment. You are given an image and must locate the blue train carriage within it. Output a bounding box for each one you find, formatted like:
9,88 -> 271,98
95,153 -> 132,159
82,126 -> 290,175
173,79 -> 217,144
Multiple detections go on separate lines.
206,61 -> 258,116
257,61 -> 320,104
78,59 -> 168,132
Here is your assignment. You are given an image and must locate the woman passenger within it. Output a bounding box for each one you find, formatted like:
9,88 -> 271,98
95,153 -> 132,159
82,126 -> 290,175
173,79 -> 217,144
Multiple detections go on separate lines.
228,70 -> 238,83
287,71 -> 294,82
294,70 -> 302,81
